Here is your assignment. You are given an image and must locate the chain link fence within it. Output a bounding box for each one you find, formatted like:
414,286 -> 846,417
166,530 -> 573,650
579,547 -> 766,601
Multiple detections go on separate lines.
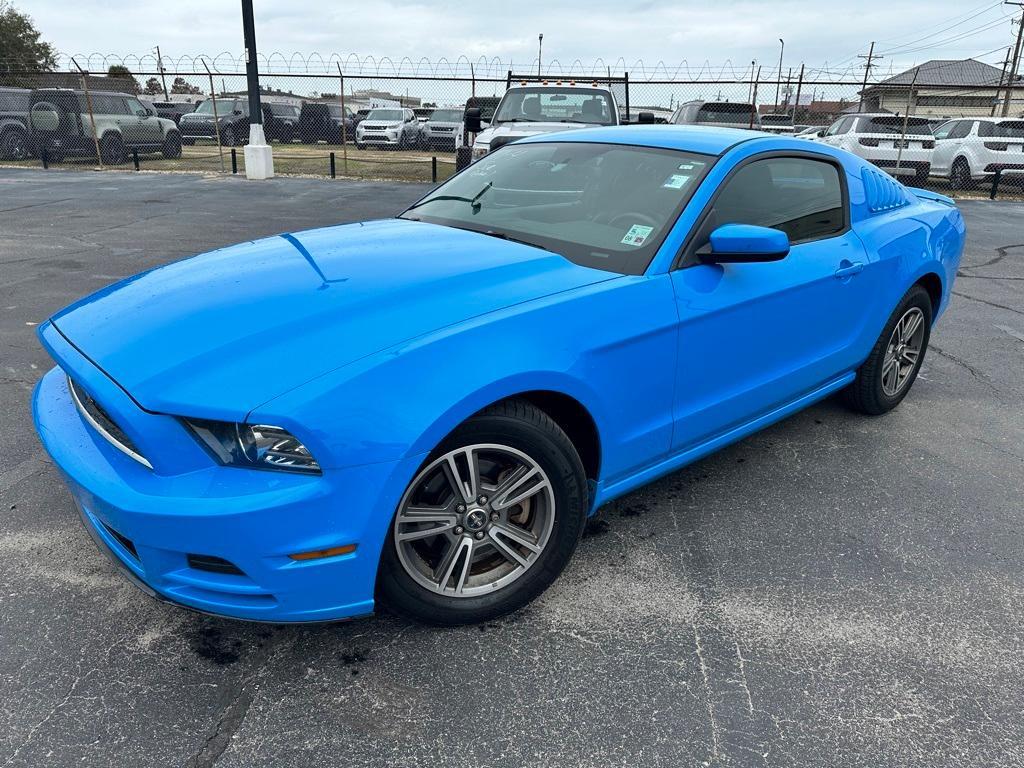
1,62 -> 1022,196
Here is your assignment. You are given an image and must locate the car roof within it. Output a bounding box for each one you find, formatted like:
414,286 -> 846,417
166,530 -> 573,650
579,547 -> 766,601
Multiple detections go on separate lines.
516,124 -> 771,155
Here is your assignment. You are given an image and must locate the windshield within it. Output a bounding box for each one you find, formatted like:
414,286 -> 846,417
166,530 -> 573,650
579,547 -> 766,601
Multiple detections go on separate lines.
430,109 -> 463,122
400,142 -> 711,275
193,100 -> 230,115
268,103 -> 295,115
367,109 -> 403,121
492,88 -> 615,126
862,116 -> 932,135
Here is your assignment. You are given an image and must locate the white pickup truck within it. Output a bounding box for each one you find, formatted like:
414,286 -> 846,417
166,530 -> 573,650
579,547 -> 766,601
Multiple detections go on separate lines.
470,82 -> 621,160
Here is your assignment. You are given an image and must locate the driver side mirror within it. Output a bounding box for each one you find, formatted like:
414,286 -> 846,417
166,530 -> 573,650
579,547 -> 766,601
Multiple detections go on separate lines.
701,224 -> 789,264
636,111 -> 655,124
464,107 -> 482,134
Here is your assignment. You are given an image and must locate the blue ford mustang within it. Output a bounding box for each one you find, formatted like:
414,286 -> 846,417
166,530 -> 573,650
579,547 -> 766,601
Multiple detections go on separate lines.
33,126 -> 965,625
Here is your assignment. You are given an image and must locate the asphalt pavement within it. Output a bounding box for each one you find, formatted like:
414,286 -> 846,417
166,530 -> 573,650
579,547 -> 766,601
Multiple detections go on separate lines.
1,167 -> 1022,768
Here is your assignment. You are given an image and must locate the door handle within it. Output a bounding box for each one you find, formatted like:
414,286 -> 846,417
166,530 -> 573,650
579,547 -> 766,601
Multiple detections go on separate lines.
834,261 -> 865,279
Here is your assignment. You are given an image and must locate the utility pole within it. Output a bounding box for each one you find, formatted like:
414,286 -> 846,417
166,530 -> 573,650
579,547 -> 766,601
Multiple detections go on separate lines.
993,46 -> 1012,116
1003,3 -> 1024,117
774,39 -> 784,111
240,0 -> 273,178
857,42 -> 883,111
155,46 -> 169,100
537,34 -> 544,77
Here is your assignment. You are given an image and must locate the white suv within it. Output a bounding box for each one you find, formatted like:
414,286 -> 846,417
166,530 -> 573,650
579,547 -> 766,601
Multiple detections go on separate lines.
471,83 -> 619,160
818,113 -> 934,184
355,108 -> 419,149
931,117 -> 1024,189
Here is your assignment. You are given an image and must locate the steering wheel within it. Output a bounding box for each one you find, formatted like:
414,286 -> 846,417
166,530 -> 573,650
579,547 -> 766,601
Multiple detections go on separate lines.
608,212 -> 658,229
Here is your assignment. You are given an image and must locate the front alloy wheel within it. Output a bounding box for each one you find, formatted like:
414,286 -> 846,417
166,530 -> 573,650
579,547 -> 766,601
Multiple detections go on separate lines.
394,444 -> 555,597
378,399 -> 588,625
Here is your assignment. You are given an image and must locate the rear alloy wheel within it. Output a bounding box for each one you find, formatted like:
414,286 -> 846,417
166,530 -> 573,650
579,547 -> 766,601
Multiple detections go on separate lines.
162,131 -> 182,159
378,400 -> 587,625
0,129 -> 29,161
949,158 -> 973,190
844,284 -> 932,415
100,134 -> 126,165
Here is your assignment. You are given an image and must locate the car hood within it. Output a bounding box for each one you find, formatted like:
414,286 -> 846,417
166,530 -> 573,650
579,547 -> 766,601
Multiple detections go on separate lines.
49,219 -> 614,419
476,122 -> 603,144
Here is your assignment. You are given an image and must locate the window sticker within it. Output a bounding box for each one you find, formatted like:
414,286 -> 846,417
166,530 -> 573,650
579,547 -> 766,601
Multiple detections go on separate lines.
678,163 -> 697,170
662,174 -> 692,189
621,224 -> 654,246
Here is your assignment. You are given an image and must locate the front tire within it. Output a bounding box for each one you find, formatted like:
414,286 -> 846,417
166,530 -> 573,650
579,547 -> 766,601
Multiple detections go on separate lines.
99,133 -> 126,165
844,285 -> 932,415
221,126 -> 237,147
377,399 -> 588,625
162,131 -> 182,159
0,129 -> 30,160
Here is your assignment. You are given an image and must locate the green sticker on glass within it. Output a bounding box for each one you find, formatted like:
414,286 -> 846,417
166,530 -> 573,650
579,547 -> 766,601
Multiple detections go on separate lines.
621,224 -> 654,246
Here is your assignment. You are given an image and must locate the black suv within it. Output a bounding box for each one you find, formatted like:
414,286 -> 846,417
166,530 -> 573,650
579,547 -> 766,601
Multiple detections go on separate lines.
298,102 -> 356,144
0,86 -> 33,160
179,98 -> 297,146
264,102 -> 299,143
151,101 -> 199,125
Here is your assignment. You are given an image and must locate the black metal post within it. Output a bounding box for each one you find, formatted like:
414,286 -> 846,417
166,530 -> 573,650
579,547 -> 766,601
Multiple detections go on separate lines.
330,152 -> 336,178
231,148 -> 238,174
41,147 -> 49,169
624,72 -> 630,122
431,156 -> 437,183
132,149 -> 140,171
241,0 -> 263,127
990,169 -> 1002,200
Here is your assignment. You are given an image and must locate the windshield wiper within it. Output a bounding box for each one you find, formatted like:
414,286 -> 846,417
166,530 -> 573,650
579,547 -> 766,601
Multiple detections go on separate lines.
480,230 -> 551,252
406,182 -> 492,213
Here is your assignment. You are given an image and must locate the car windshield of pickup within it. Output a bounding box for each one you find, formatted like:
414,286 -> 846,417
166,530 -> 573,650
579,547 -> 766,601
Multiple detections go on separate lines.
430,109 -> 464,122
492,88 -> 615,126
400,141 -> 710,275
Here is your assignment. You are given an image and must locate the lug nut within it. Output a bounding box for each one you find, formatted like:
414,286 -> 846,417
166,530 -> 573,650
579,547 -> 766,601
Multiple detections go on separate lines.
456,503 -> 466,513
490,512 -> 500,522
474,531 -> 485,540
477,495 -> 488,504
454,526 -> 464,535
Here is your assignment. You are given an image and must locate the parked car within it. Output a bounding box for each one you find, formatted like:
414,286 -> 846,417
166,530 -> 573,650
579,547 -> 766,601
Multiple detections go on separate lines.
264,102 -> 299,143
818,113 -> 934,184
150,100 -> 199,126
795,126 -> 826,140
930,117 -> 1024,189
421,107 -> 465,149
32,127 -> 964,626
30,89 -> 181,163
298,102 -> 356,144
760,113 -> 795,134
470,83 -> 619,160
669,100 -> 761,130
0,86 -> 33,160
178,98 -> 252,146
354,107 -> 420,149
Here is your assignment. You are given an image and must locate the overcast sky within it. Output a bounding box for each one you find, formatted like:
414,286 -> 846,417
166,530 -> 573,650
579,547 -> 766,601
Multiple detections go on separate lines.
18,0 -> 1022,76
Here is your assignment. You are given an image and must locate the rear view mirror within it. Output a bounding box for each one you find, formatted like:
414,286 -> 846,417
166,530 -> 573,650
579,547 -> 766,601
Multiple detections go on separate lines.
464,107 -> 482,134
702,224 -> 789,264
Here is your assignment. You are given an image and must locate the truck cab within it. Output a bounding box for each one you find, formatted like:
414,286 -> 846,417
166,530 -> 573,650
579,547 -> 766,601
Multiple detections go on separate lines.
470,83 -> 619,160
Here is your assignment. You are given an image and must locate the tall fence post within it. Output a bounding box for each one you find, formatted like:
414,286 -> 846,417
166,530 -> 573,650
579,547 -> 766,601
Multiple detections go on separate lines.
71,58 -> 103,168
202,59 -> 225,173
894,68 -> 919,180
749,66 -> 761,128
792,64 -> 805,120
624,72 -> 630,123
337,63 -> 348,176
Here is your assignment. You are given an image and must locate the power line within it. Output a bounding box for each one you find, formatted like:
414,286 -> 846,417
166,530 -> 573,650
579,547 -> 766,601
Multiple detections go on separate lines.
881,12 -> 1016,56
876,0 -> 1005,52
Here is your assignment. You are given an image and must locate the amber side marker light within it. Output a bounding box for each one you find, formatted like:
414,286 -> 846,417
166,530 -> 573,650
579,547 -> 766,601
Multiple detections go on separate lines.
289,544 -> 358,561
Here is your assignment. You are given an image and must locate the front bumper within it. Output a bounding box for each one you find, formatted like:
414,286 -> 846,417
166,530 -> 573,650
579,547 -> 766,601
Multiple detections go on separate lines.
32,323 -> 416,622
358,132 -> 399,144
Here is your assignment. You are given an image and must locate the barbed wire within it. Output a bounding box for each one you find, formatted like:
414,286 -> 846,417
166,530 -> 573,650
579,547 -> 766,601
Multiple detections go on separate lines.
0,51 -> 911,83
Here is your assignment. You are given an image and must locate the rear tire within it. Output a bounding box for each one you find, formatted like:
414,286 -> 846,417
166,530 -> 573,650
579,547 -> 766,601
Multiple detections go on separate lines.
377,399 -> 588,626
0,128 -> 30,160
949,157 -> 973,190
844,285 -> 932,415
913,166 -> 929,185
162,131 -> 182,159
100,133 -> 126,165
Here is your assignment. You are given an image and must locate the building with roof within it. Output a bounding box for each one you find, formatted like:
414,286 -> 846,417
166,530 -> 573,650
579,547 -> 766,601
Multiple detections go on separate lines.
859,59 -> 1024,118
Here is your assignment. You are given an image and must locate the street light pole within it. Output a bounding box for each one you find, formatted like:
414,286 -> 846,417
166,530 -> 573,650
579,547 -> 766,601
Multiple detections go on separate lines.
774,38 -> 784,111
240,0 -> 273,178
538,34 -> 544,77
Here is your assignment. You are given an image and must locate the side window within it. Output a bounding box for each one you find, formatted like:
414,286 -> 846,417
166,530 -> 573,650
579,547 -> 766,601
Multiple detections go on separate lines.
977,121 -> 995,138
703,157 -> 845,245
955,121 -> 972,139
932,121 -> 955,140
125,97 -> 145,115
824,119 -> 842,136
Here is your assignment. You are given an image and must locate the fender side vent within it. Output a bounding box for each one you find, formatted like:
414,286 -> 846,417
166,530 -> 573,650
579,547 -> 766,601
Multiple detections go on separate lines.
187,554 -> 245,576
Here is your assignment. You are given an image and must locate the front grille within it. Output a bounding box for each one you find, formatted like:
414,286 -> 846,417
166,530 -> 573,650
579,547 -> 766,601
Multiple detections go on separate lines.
187,554 -> 245,575
67,377 -> 152,468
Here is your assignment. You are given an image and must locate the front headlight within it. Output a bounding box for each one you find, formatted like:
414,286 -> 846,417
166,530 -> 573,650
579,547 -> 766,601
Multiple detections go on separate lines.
472,144 -> 489,158
183,418 -> 321,474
